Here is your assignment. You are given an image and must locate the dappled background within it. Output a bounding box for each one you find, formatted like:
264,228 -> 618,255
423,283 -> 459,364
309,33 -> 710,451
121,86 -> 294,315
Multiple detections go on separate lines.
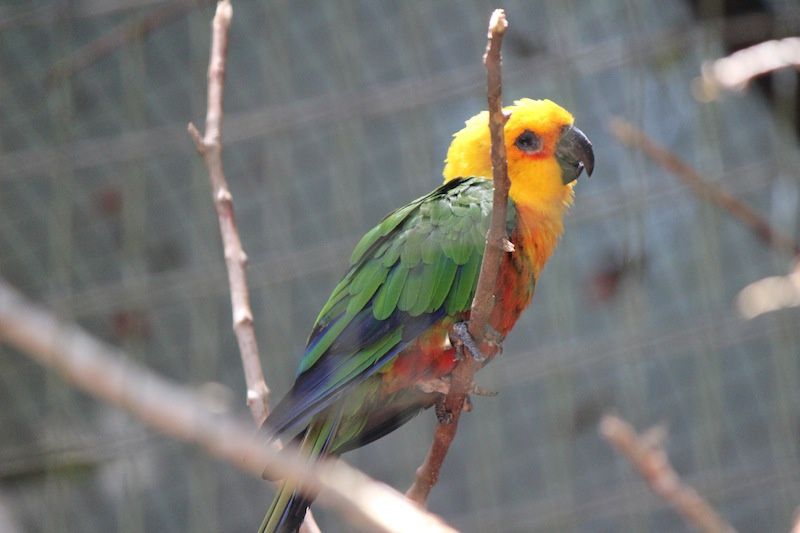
1,0 -> 800,531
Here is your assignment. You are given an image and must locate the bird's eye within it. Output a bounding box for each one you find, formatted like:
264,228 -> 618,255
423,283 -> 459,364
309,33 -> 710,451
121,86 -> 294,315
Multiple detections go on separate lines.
514,130 -> 542,153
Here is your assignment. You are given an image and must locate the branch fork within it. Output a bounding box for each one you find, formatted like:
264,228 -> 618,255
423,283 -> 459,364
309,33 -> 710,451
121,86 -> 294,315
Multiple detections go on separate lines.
186,0 -> 271,427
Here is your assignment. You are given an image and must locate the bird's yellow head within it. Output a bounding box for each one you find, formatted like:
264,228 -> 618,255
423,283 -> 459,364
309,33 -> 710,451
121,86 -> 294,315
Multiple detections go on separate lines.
443,98 -> 594,215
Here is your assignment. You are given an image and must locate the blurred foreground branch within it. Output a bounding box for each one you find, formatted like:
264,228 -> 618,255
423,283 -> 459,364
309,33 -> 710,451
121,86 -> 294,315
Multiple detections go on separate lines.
407,8 -> 510,506
736,262 -> 800,319
696,37 -> 800,100
610,118 -> 800,258
0,491 -> 21,533
0,279 -> 457,533
187,0 -> 270,426
600,415 -> 736,533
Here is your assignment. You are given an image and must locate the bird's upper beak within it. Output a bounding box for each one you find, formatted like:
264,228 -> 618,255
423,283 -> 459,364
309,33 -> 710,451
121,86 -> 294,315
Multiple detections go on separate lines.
555,125 -> 594,185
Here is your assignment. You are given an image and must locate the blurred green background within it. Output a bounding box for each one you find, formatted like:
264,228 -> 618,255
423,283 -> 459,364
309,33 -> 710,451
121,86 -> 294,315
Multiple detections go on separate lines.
1,0 -> 800,531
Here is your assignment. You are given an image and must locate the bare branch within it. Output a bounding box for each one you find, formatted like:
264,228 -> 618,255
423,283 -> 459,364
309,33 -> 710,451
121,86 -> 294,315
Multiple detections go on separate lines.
612,103 -> 800,324
695,37 -> 800,101
600,415 -> 736,533
187,0 -> 270,426
0,279 -> 457,533
470,8 -> 512,343
610,118 -> 800,258
188,6 -> 322,529
406,8 -> 509,506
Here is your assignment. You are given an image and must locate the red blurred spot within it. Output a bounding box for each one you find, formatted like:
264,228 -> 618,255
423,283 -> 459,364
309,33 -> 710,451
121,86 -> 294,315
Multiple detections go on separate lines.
587,251 -> 647,303
94,188 -> 123,216
111,310 -> 150,339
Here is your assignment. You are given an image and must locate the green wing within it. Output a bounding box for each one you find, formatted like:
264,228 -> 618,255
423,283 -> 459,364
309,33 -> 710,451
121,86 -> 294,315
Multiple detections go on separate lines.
265,177 -> 508,435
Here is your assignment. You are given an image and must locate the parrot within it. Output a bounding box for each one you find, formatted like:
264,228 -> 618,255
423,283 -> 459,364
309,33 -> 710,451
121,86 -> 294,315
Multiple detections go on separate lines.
258,98 -> 594,533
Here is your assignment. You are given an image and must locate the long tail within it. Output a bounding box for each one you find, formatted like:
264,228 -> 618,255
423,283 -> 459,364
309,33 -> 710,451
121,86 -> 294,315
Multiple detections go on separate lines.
258,416 -> 340,533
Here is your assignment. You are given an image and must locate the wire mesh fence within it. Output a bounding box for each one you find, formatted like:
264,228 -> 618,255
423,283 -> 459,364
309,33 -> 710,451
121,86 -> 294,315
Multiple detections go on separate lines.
1,0 -> 799,531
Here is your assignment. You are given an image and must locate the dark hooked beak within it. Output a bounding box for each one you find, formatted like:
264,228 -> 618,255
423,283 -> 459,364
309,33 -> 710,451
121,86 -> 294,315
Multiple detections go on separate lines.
555,125 -> 594,185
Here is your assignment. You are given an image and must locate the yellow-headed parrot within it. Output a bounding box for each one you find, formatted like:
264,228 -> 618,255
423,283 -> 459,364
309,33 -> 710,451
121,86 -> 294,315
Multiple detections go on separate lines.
259,99 -> 594,532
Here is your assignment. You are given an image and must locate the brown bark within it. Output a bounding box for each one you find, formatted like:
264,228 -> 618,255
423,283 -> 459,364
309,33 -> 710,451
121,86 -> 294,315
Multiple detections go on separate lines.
407,8 -> 510,506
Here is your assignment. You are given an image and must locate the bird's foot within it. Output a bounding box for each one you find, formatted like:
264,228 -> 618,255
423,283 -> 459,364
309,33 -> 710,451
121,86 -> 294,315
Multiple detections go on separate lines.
434,389 -> 487,418
463,394 -> 473,413
417,377 -> 450,395
471,384 -> 499,397
435,397 -> 453,424
417,377 -> 498,398
450,321 -> 503,362
429,379 -> 498,421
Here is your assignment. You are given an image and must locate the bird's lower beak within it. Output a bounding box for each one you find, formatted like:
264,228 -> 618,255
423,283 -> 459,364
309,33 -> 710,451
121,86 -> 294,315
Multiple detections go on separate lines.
556,125 -> 594,185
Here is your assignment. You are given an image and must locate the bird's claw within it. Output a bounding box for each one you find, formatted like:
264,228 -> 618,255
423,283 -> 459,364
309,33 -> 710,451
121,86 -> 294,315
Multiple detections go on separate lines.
429,378 -> 499,422
417,377 -> 498,398
471,384 -> 499,397
450,321 -> 492,362
435,397 -> 453,424
463,395 -> 473,412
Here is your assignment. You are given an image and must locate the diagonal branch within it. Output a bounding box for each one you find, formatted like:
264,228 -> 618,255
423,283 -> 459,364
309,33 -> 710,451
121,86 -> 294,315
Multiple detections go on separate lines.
187,0 -> 270,426
0,279 -> 456,533
406,8 -> 510,506
600,415 -> 736,533
610,118 -> 800,258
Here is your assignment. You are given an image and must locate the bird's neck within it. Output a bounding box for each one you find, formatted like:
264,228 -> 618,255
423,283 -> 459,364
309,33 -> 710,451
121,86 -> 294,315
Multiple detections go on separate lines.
511,198 -> 569,276
507,159 -> 573,274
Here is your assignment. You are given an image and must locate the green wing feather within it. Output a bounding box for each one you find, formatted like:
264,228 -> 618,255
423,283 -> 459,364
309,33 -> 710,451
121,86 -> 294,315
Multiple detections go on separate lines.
266,177 -> 512,435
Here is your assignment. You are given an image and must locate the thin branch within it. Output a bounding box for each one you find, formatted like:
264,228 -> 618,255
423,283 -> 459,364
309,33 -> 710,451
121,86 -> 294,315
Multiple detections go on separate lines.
0,279 -> 456,533
600,415 -> 736,533
46,0 -> 210,85
406,8 -> 509,506
187,6 -> 321,530
187,0 -> 270,426
695,37 -> 800,101
612,96 -> 800,323
610,118 -> 800,258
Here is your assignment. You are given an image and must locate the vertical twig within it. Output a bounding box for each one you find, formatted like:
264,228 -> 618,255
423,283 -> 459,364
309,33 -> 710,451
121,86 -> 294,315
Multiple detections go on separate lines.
600,415 -> 736,533
187,0 -> 270,426
406,8 -> 510,506
187,5 -> 322,531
